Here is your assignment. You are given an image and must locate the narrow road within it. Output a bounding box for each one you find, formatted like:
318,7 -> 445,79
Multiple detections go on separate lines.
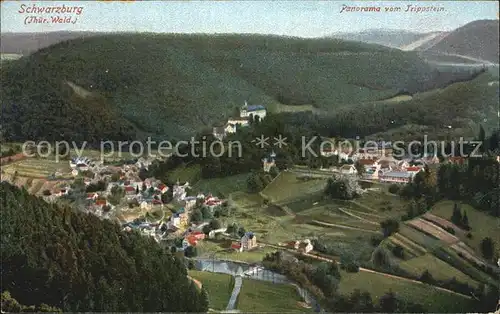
300,251 -> 473,299
226,275 -> 243,311
337,207 -> 379,225
255,240 -> 472,299
349,200 -> 379,213
312,219 -> 380,233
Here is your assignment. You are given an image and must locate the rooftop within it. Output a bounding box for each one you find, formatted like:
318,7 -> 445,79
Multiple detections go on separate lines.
381,171 -> 413,178
246,105 -> 266,112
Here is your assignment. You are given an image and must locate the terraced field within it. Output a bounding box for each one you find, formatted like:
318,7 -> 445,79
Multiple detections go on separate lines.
398,225 -> 443,251
407,218 -> 460,244
389,233 -> 427,256
2,158 -> 72,178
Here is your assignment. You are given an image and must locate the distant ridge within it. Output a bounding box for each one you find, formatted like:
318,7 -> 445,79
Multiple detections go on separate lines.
422,20 -> 499,63
0,31 -> 99,55
328,29 -> 432,49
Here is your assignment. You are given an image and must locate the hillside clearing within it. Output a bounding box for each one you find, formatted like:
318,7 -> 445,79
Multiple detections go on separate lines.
399,253 -> 479,286
237,279 -> 311,312
188,270 -> 234,311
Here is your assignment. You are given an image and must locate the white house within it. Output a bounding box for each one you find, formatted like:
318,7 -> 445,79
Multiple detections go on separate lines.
240,232 -> 258,251
227,118 -> 249,127
140,201 -> 152,211
379,171 -> 413,184
288,239 -> 314,253
262,151 -> 276,173
184,196 -> 197,210
240,101 -> 266,120
70,157 -> 91,169
224,123 -> 237,134
340,164 -> 357,175
298,239 -> 314,253
173,181 -> 189,202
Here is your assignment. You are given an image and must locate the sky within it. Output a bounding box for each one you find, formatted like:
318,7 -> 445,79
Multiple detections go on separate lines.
1,0 -> 498,37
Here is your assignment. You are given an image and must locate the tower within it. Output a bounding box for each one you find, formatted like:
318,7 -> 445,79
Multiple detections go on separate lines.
240,101 -> 248,118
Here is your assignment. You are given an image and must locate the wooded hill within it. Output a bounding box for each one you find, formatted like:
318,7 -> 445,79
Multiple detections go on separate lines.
0,182 -> 208,312
0,33 -> 489,142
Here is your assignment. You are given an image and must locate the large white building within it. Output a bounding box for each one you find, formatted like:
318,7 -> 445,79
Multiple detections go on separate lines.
240,101 -> 266,120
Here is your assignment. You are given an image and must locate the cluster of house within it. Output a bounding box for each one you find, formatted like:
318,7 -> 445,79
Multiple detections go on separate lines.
286,239 -> 314,253
85,176 -> 169,215
171,193 -> 225,246
213,102 -> 267,140
332,149 -> 475,184
122,220 -> 167,243
320,145 -> 470,184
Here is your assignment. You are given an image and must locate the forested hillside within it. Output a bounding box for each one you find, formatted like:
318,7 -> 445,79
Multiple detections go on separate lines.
283,72 -> 498,139
0,182 -> 208,312
0,33 -> 488,141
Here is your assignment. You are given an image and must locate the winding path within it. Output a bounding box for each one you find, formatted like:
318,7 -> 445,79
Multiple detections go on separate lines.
226,275 -> 243,311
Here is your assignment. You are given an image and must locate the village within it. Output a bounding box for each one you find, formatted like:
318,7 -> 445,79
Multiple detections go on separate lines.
318,143 -> 473,184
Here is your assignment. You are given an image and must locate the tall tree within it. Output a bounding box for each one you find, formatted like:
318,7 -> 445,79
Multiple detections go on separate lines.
379,291 -> 398,313
451,203 -> 462,225
480,237 -> 495,260
478,124 -> 486,153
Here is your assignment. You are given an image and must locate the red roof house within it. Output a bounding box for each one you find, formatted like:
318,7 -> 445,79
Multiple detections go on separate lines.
125,186 -> 136,194
406,166 -> 422,172
191,231 -> 205,240
231,242 -> 242,251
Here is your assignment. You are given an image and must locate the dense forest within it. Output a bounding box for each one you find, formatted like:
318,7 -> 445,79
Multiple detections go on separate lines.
0,182 -> 208,312
1,33 -> 492,142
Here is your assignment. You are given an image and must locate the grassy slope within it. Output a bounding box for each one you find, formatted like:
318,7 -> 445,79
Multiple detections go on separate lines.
167,164 -> 202,185
339,271 -> 475,313
399,253 -> 479,286
1,33 -> 476,141
261,172 -> 327,204
188,270 -> 234,311
193,173 -> 250,198
237,279 -> 311,313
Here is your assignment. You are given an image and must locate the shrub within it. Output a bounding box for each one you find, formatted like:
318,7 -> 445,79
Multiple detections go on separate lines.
370,235 -> 384,247
380,219 -> 400,238
445,226 -> 455,235
42,189 -> 51,196
419,269 -> 434,284
388,184 -> 400,194
372,247 -> 392,268
466,232 -> 473,239
391,245 -> 405,259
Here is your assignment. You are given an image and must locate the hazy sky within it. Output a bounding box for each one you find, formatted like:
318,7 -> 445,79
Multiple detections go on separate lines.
1,1 -> 498,37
